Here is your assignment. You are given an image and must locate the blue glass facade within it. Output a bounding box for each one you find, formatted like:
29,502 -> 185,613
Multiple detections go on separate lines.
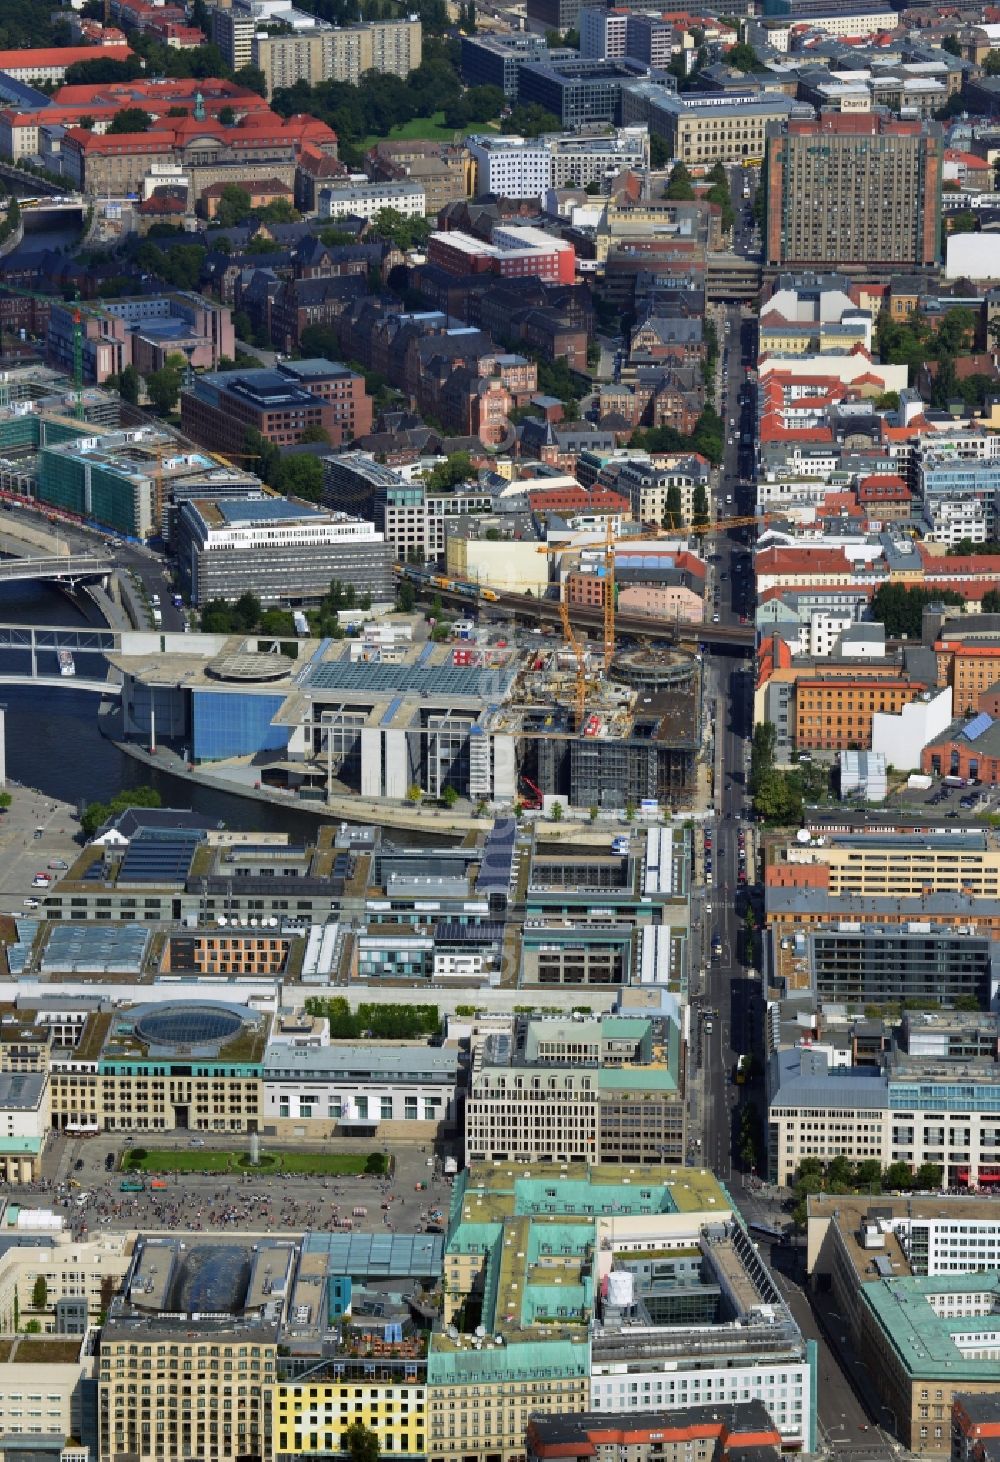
192,691 -> 289,762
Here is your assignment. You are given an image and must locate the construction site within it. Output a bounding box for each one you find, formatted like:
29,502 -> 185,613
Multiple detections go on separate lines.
0,377 -> 260,540
110,611 -> 703,811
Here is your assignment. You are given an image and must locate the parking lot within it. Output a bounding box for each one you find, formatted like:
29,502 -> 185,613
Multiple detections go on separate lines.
899,775 -> 998,817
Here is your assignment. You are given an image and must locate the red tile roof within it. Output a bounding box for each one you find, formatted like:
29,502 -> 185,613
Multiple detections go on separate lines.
756,546 -> 855,577
858,473 -> 910,500
529,487 -> 630,515
0,43 -> 131,67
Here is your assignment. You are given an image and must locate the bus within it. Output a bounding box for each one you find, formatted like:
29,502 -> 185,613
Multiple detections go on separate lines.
735,1054 -> 750,1085
120,1179 -> 144,1192
749,1221 -> 784,1242
711,930 -> 723,961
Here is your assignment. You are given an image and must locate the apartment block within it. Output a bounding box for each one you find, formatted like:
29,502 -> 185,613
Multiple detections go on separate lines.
434,1165 -> 814,1462
795,669 -> 929,751
466,1012 -> 684,1165
764,113 -> 943,273
616,454 -> 711,528
175,494 -> 392,609
468,133 -> 552,199
98,1236 -> 289,1462
322,452 -> 493,560
646,90 -> 796,166
768,1013 -> 1000,1190
806,1195 -> 1000,1454
181,362 -> 368,455
527,1405 -> 784,1462
220,13 -> 421,91
769,827 -> 1000,899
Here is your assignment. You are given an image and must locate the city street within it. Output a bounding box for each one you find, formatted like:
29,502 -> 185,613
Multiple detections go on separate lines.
1,499 -> 185,631
694,295 -> 758,1191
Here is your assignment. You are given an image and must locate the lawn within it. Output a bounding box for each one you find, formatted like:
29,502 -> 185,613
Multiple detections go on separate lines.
359,111 -> 456,148
122,1149 -> 388,1177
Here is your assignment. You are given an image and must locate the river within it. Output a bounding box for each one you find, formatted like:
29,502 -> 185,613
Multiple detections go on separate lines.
1,212 -> 428,839
0,582 -> 342,836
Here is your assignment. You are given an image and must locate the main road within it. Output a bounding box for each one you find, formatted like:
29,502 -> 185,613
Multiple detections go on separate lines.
694,295 -> 758,1188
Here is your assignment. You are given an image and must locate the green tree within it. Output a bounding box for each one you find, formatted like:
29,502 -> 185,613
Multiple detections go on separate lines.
663,485 -> 684,530
300,424 -> 331,445
869,583 -> 965,638
424,452 -> 473,491
218,104 -> 236,125
986,48 -> 1000,74
364,1152 -> 384,1176
914,1162 -> 943,1190
441,784 -> 459,807
234,63 -> 268,96
397,579 -> 416,613
550,801 -> 563,822
64,56 -> 143,85
407,783 -> 422,803
501,102 -> 561,138
666,162 -> 695,200
244,428 -> 280,485
108,106 -> 152,134
30,1275 -> 47,1310
81,786 -> 162,838
942,33 -> 962,55
259,608 -> 295,634
650,133 -> 669,169
371,206 -> 431,252
692,482 -> 710,532
234,590 -> 262,631
885,1161 -> 913,1190
983,589 -> 1000,613
275,455 -> 325,501
143,353 -> 186,416
213,183 -> 253,229
726,41 -> 760,71
258,197 -> 300,223
931,354 -> 959,409
115,363 -> 141,405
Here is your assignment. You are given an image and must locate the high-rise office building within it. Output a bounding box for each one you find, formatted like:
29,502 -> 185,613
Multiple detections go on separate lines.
763,112 -> 942,273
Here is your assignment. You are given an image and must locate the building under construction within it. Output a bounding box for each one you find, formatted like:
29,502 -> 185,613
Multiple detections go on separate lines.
0,396 -> 258,537
110,621 -> 701,809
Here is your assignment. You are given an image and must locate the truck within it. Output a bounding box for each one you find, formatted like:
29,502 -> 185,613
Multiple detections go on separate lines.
151,608 -> 162,628
293,610 -> 309,636
907,773 -> 933,791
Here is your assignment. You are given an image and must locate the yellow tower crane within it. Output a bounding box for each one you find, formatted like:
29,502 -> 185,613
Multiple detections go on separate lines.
540,511 -> 773,673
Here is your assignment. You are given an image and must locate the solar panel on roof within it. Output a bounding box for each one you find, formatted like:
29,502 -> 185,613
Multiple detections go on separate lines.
306,660 -> 513,697
478,818 -> 516,893
381,695 -> 403,726
118,831 -> 201,885
963,711 -> 994,742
